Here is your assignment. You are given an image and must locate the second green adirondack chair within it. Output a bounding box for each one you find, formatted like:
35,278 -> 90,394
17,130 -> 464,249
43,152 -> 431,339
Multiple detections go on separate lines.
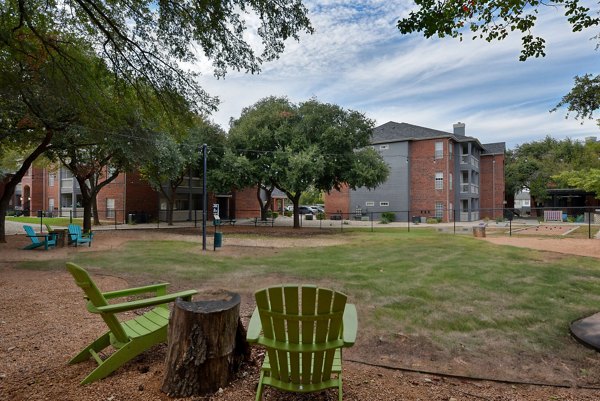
66,262 -> 197,384
247,285 -> 358,401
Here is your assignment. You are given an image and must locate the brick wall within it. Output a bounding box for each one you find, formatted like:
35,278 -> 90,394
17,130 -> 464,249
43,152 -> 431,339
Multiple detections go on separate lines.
20,167 -> 44,216
324,184 -> 350,215
410,139 -> 452,221
235,187 -> 261,218
125,172 -> 159,221
479,154 -> 505,219
95,171 -> 127,223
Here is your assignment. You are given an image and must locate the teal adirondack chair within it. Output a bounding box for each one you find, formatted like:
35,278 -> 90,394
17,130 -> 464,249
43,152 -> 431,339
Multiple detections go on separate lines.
23,225 -> 56,250
68,224 -> 93,247
247,285 -> 358,401
66,262 -> 197,384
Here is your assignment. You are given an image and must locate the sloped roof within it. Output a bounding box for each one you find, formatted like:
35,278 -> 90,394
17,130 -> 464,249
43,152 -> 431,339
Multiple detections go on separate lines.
482,142 -> 505,155
371,121 -> 482,146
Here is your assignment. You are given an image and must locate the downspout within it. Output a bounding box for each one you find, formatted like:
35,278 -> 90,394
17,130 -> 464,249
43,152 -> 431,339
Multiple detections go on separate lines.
446,140 -> 450,223
42,167 -> 46,215
188,166 -> 192,221
123,173 -> 127,224
492,156 -> 496,219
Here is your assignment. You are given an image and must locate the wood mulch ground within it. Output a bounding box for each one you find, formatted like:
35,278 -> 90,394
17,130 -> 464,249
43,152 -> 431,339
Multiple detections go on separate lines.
1,227 -> 600,400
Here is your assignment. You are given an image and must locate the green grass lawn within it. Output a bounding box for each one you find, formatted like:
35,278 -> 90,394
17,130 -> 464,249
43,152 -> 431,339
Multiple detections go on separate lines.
16,228 -> 600,379
6,216 -> 83,227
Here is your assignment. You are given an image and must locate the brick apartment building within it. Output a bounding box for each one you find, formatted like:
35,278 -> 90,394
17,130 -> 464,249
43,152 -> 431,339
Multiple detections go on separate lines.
13,165 -> 254,223
17,166 -> 158,222
8,122 -> 505,224
325,122 -> 505,222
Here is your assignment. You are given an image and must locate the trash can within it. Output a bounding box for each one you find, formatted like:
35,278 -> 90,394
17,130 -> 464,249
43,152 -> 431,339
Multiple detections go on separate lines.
411,216 -> 420,224
214,232 -> 223,249
472,226 -> 486,237
128,213 -> 136,224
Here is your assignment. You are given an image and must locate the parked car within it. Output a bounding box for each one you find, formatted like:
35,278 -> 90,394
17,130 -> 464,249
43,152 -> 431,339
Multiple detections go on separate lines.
311,205 -> 324,213
297,206 -> 314,215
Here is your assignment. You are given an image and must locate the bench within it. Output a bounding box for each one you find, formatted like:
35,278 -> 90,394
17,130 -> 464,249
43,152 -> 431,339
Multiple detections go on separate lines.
254,217 -> 275,227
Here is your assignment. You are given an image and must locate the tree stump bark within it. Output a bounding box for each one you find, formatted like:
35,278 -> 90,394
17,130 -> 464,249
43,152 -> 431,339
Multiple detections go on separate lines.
161,290 -> 250,397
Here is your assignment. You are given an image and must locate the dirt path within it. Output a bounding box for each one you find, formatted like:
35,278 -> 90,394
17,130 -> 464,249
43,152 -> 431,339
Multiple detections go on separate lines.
1,228 -> 600,400
482,236 -> 600,259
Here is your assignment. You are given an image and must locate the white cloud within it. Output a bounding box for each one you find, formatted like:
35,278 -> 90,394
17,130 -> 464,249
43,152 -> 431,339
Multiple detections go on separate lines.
192,1 -> 599,148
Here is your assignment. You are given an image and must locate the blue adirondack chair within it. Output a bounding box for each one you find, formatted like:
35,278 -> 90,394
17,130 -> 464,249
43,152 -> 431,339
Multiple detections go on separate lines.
68,224 -> 93,247
23,225 -> 56,250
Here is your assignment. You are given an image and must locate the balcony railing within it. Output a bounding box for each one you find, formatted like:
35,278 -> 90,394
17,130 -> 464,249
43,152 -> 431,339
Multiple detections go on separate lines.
460,183 -> 479,194
460,154 -> 479,168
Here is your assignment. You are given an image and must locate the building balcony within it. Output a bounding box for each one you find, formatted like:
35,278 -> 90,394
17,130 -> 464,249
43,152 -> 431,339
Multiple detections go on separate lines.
460,183 -> 479,194
460,154 -> 479,168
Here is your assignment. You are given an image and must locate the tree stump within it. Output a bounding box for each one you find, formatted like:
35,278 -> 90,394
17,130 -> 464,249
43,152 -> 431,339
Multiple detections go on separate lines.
161,290 -> 250,397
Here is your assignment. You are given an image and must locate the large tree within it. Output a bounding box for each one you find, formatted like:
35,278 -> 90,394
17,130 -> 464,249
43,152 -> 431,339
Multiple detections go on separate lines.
0,0 -> 313,241
140,118 -> 226,225
3,0 -> 313,113
0,35 -> 103,242
228,97 -> 297,220
505,136 -> 596,204
397,0 -> 598,61
229,97 -> 389,228
397,0 -> 600,123
552,139 -> 600,197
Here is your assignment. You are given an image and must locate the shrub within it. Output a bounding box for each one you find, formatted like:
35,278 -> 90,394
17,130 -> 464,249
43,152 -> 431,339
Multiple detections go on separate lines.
426,218 -> 439,224
284,210 -> 292,217
266,211 -> 279,219
381,212 -> 396,223
316,212 -> 326,220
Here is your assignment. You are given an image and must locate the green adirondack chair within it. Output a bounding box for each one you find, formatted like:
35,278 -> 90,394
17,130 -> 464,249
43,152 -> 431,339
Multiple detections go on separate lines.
68,224 -> 93,247
23,225 -> 56,250
247,285 -> 358,401
66,262 -> 197,384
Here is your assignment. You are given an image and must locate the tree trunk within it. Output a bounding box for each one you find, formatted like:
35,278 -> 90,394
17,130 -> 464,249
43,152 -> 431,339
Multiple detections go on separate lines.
0,197 -> 8,244
0,130 -> 53,242
161,290 -> 250,397
92,195 -> 100,226
288,193 -> 301,228
167,200 -> 174,225
76,178 -> 94,233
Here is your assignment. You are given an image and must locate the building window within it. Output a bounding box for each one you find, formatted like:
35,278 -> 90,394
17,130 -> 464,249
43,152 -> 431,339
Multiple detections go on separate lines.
48,198 -> 55,211
449,143 -> 453,159
380,201 -> 389,207
435,172 -> 443,190
435,141 -> 443,159
449,173 -> 453,190
435,202 -> 444,219
379,144 -> 389,150
61,167 -> 73,179
48,173 -> 55,187
61,193 -> 73,208
365,201 -> 375,207
106,198 -> 115,218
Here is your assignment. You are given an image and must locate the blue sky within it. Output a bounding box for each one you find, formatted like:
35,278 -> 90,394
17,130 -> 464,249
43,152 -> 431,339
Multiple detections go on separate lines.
194,1 -> 599,149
